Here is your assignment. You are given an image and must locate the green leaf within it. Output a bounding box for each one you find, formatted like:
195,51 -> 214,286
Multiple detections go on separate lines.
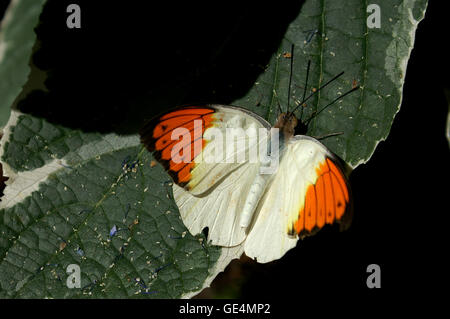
0,0 -> 47,127
0,0 -> 428,298
232,0 -> 428,168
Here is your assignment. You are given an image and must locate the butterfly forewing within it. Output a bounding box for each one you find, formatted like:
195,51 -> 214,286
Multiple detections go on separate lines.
244,136 -> 352,263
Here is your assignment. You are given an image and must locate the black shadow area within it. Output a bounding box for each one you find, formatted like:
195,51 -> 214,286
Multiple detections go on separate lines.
17,1 -> 304,134
0,0 -> 10,21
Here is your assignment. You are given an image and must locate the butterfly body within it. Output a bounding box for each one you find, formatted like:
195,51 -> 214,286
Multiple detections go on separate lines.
240,168 -> 272,228
140,104 -> 352,263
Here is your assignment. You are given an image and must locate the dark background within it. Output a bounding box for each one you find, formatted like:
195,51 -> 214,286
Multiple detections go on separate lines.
0,0 -> 447,307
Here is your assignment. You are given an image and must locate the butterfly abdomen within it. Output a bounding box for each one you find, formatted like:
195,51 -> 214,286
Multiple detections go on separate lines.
240,173 -> 272,228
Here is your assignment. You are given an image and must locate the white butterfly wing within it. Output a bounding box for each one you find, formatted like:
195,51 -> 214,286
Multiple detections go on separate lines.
187,105 -> 270,196
140,105 -> 270,196
244,136 -> 351,263
141,105 -> 271,247
173,161 -> 259,247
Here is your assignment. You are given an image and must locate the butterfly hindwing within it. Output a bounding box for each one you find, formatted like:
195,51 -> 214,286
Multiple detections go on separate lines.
173,161 -> 260,247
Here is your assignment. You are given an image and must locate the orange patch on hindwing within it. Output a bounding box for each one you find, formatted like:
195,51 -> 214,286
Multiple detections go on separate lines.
140,107 -> 215,187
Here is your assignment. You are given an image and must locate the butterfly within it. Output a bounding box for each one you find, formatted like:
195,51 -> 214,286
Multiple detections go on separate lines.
140,55 -> 358,263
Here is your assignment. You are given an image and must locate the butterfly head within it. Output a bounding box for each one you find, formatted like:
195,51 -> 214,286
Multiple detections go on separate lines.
274,112 -> 298,139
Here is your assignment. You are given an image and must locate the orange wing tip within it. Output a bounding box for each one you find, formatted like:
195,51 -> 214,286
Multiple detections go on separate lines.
289,157 -> 352,238
139,106 -> 217,188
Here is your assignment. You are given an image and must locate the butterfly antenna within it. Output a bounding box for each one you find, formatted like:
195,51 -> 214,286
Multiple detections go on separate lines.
286,44 -> 294,113
304,86 -> 360,126
289,70 -> 345,116
273,89 -> 283,115
297,60 -> 311,121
